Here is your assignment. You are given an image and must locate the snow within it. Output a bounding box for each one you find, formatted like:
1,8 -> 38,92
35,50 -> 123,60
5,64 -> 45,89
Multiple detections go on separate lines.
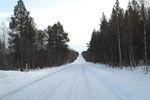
0,55 -> 150,100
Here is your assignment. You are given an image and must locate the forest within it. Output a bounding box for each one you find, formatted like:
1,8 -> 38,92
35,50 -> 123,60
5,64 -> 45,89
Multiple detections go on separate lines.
0,0 -> 78,70
82,0 -> 150,72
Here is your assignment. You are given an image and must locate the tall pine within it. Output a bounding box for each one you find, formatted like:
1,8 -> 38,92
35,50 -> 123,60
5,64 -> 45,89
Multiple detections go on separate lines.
9,0 -> 36,69
46,22 -> 70,66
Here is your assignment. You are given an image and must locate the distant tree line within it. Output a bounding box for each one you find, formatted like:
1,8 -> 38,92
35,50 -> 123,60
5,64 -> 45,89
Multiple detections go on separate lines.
0,0 -> 79,70
82,0 -> 150,72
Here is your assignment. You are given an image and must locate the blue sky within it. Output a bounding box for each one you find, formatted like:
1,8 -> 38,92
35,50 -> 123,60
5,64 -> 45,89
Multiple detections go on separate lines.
0,0 -> 16,12
0,0 -> 129,51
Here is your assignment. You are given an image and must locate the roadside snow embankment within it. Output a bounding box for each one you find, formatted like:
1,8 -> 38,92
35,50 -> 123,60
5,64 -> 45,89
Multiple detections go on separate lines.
0,65 -> 69,98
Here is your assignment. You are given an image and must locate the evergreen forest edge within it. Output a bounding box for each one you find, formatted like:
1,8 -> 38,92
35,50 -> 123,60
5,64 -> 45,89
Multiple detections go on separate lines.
82,0 -> 150,72
0,0 -> 79,71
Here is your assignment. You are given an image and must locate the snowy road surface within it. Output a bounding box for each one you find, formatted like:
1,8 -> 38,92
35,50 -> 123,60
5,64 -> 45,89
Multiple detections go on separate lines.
0,55 -> 150,100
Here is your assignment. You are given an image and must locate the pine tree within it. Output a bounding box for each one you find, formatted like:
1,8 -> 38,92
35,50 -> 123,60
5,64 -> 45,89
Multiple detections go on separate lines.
97,13 -> 108,64
140,0 -> 148,72
0,37 -> 3,69
35,30 -> 47,68
114,0 -> 123,68
46,22 -> 70,66
88,29 -> 99,62
147,8 -> 150,62
0,22 -> 8,70
9,0 -> 36,69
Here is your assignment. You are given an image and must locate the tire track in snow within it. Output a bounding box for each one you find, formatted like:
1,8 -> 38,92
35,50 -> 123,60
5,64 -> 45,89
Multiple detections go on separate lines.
0,66 -> 70,100
24,69 -> 69,100
81,65 -> 96,100
87,65 -> 123,100
69,64 -> 94,100
47,64 -> 80,100
69,65 -> 82,100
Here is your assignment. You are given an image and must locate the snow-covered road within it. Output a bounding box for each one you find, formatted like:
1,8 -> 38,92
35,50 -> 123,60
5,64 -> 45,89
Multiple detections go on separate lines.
0,55 -> 150,100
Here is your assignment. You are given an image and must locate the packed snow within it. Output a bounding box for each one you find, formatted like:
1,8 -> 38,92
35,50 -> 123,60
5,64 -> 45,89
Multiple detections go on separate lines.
0,55 -> 150,100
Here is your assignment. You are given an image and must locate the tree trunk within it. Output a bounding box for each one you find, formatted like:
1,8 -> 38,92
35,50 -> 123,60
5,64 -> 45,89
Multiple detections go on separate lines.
141,3 -> 148,72
144,20 -> 148,72
117,15 -> 123,68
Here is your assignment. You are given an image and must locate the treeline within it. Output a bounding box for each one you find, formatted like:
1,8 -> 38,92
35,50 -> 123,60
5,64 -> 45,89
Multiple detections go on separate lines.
0,0 -> 79,70
82,0 -> 150,71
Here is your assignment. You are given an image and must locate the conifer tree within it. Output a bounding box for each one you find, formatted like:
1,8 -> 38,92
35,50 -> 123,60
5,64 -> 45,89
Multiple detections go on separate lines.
46,22 -> 70,66
140,0 -> 148,72
88,29 -> 101,62
9,0 -> 36,69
